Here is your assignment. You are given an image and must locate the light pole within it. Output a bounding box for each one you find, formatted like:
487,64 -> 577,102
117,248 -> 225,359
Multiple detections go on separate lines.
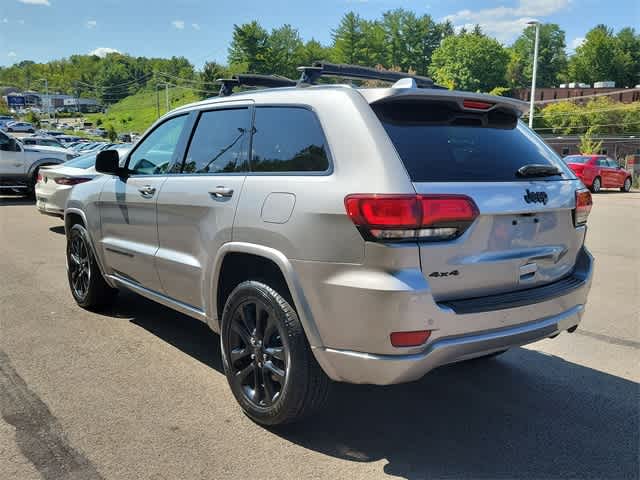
527,20 -> 541,128
38,78 -> 49,118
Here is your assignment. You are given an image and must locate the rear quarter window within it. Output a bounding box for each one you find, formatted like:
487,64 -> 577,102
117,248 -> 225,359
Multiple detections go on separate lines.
251,107 -> 330,173
373,100 -> 568,182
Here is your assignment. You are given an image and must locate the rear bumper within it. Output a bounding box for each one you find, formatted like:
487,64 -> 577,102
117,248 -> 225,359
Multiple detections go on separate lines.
313,304 -> 584,385
309,247 -> 594,385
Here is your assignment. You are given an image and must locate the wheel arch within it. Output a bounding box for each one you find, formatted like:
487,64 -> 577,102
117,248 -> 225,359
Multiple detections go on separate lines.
27,158 -> 65,178
210,242 -> 323,348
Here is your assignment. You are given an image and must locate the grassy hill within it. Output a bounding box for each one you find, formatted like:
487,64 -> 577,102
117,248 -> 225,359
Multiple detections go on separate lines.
87,87 -> 201,135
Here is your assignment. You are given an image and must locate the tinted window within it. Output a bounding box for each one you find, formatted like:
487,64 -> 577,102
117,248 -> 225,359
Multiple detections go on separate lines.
23,139 -> 35,144
596,158 -> 608,166
128,115 -> 187,175
606,158 -> 619,168
564,155 -> 590,164
373,101 -> 567,182
64,152 -> 98,169
251,107 -> 329,172
182,108 -> 250,174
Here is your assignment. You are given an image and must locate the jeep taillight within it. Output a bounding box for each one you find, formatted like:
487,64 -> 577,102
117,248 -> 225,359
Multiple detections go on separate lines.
344,194 -> 478,242
574,189 -> 592,227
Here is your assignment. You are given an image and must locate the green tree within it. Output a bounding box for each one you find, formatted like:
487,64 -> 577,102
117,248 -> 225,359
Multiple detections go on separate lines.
297,39 -> 334,67
430,31 -> 510,91
200,61 -> 227,97
332,12 -> 366,65
616,27 -> 640,87
578,129 -> 603,154
106,123 -> 117,142
568,25 -> 633,86
228,21 -> 270,73
266,25 -> 304,78
507,24 -> 568,88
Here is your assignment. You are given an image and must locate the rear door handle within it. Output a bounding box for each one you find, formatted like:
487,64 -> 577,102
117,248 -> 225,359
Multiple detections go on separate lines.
209,186 -> 234,198
138,185 -> 156,197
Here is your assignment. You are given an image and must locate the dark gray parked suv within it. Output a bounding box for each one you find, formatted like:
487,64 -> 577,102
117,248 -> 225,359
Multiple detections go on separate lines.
63,64 -> 594,425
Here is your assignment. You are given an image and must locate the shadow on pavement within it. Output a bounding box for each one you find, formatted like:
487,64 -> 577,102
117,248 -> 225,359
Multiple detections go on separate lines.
0,195 -> 34,206
106,291 -> 639,480
49,225 -> 66,235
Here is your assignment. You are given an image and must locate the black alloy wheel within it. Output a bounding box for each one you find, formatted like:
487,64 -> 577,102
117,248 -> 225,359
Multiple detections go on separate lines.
68,233 -> 91,300
227,298 -> 288,408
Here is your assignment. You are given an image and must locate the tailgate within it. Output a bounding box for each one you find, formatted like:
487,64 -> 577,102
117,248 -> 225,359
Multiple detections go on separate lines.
413,181 -> 585,301
371,95 -> 586,301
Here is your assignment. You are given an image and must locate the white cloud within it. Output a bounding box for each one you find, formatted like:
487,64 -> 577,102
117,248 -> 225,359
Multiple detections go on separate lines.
191,23 -> 200,30
172,20 -> 185,30
18,0 -> 50,5
569,36 -> 585,50
2,18 -> 8,23
86,20 -> 97,29
8,51 -> 17,57
88,47 -> 121,57
443,0 -> 570,43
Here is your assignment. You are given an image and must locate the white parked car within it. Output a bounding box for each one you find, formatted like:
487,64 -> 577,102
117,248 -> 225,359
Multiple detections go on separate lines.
4,121 -> 36,133
35,146 -> 130,217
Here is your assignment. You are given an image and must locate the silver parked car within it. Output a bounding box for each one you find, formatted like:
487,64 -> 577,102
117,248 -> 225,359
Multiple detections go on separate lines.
36,146 -> 131,217
64,63 -> 594,426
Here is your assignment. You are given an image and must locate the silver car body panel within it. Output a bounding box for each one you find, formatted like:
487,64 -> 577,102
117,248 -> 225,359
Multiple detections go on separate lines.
65,84 -> 594,385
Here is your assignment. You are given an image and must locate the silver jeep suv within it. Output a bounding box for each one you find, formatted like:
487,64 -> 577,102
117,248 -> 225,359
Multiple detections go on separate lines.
64,64 -> 594,426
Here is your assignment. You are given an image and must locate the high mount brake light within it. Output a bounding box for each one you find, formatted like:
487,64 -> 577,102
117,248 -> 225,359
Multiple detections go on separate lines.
463,99 -> 493,110
344,194 -> 479,242
574,189 -> 592,227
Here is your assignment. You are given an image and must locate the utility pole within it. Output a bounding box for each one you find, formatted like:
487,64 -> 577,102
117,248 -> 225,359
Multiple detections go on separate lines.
40,78 -> 49,119
527,20 -> 541,128
157,82 -> 170,113
156,84 -> 160,118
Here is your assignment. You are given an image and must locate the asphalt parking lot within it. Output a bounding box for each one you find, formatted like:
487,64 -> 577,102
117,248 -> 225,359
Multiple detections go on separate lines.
1,192 -> 638,480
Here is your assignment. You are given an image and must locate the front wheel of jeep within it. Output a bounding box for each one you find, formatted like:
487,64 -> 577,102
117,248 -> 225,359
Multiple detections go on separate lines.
221,280 -> 330,426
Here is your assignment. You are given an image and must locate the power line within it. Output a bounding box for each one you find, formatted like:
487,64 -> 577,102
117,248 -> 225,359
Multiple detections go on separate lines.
533,88 -> 640,105
534,122 -> 640,131
532,104 -> 640,118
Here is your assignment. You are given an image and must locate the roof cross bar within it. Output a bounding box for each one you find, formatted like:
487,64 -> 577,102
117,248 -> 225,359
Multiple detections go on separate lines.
216,74 -> 297,97
297,61 -> 440,88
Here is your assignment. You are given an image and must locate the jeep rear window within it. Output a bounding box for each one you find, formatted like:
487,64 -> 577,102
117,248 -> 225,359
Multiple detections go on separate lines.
372,100 -> 567,182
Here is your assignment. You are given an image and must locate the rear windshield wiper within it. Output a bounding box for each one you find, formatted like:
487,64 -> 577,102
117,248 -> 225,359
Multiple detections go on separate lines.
516,164 -> 561,178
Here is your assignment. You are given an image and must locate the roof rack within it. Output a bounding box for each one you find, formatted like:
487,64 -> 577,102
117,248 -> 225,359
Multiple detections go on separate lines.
297,61 -> 442,89
217,74 -> 297,96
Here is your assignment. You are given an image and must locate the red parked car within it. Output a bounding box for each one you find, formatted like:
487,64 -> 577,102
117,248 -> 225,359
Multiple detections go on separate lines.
563,155 -> 633,193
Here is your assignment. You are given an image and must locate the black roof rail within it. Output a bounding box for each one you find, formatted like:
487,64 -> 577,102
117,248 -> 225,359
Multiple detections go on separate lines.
297,61 -> 442,89
216,74 -> 297,97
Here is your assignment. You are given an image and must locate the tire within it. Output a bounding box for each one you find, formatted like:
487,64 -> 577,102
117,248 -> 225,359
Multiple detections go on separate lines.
221,280 -> 330,426
621,177 -> 632,192
27,168 -> 38,199
590,176 -> 601,193
66,224 -> 118,310
28,129 -> 34,133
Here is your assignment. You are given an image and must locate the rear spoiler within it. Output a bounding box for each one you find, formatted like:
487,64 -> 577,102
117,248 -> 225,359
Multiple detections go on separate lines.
360,88 -> 528,117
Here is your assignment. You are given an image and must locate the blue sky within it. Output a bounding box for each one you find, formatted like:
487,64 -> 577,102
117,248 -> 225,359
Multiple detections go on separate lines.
1,0 -> 638,68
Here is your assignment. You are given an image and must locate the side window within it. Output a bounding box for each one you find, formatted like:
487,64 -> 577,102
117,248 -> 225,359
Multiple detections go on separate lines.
24,139 -> 35,145
607,158 -> 618,168
182,108 -> 250,174
251,107 -> 330,173
597,158 -> 608,167
127,115 -> 187,175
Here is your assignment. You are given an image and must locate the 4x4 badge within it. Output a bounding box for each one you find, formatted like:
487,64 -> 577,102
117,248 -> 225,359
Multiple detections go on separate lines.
524,189 -> 548,205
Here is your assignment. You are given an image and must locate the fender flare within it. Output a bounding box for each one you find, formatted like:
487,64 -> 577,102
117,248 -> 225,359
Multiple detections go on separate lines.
208,242 -> 324,348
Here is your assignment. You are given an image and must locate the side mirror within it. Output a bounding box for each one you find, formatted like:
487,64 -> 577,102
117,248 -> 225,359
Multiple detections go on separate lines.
95,150 -> 122,175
